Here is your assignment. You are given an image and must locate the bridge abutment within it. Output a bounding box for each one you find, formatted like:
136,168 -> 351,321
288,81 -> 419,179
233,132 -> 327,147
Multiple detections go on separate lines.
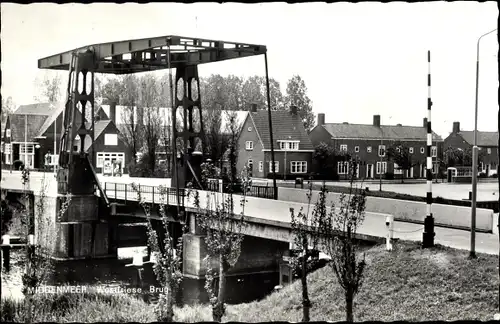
53,194 -> 112,259
182,212 -> 290,279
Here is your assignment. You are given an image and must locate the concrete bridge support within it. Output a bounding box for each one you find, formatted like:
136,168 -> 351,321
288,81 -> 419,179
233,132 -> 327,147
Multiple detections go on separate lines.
182,212 -> 289,279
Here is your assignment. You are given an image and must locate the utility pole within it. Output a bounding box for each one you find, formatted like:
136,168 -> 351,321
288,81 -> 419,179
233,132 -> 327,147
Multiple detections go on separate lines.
471,28 -> 497,259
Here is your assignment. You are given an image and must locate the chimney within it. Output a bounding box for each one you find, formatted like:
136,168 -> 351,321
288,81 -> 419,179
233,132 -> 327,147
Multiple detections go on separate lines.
110,101 -> 117,124
317,113 -> 325,126
373,115 -> 381,127
423,118 -> 428,128
250,103 -> 258,113
453,121 -> 460,133
290,105 -> 298,116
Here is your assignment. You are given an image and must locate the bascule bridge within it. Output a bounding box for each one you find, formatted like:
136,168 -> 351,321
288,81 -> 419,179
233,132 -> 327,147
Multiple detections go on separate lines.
37,35 -> 274,259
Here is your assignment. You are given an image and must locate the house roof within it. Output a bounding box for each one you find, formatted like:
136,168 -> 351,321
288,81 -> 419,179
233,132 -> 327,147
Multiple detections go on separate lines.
9,114 -> 49,142
13,103 -> 58,116
35,103 -> 66,137
249,110 -> 314,150
459,131 -> 498,147
321,123 -> 443,141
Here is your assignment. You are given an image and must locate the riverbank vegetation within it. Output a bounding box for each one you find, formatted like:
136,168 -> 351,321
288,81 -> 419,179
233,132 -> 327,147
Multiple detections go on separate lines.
2,240 -> 498,322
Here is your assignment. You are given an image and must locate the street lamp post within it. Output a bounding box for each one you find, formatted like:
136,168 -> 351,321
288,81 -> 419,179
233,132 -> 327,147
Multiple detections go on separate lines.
471,28 -> 497,259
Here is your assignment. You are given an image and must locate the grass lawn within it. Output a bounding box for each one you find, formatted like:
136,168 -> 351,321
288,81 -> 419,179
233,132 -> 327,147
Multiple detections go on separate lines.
2,241 -> 499,322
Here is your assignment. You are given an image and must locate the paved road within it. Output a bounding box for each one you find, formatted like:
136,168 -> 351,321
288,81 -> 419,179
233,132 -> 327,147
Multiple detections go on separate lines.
252,178 -> 499,202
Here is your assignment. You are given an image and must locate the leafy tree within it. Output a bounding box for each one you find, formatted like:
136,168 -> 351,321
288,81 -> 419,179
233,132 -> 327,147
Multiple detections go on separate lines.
289,182 -> 323,322
386,142 -> 417,183
313,142 -> 337,180
1,96 -> 15,124
190,112 -> 247,322
284,75 -> 315,132
241,76 -> 266,110
138,74 -> 162,175
100,76 -> 124,104
118,75 -> 143,169
133,184 -> 183,322
33,73 -> 62,103
319,159 -> 367,322
444,146 -> 485,167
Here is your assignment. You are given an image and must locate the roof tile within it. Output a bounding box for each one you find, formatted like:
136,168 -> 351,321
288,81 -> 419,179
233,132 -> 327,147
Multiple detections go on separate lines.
322,123 -> 443,141
250,110 -> 314,150
460,131 -> 498,147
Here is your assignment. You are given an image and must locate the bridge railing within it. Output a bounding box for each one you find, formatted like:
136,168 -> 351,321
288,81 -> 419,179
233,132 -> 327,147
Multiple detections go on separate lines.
103,182 -> 185,207
205,179 -> 275,200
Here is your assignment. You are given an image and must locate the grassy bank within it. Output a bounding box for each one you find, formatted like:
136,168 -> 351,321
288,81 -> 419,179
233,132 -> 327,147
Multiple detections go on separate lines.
2,241 -> 498,322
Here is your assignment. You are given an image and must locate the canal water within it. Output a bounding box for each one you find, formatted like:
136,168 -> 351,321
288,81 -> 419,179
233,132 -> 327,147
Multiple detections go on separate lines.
1,247 -> 279,305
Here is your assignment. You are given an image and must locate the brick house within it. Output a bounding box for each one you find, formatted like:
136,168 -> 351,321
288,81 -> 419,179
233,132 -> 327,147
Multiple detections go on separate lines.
308,114 -> 444,179
443,121 -> 498,176
236,105 -> 314,179
1,102 -> 127,174
1,102 -> 75,170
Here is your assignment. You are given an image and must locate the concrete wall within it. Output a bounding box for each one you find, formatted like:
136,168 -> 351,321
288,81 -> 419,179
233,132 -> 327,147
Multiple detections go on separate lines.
182,232 -> 289,279
278,187 -> 494,232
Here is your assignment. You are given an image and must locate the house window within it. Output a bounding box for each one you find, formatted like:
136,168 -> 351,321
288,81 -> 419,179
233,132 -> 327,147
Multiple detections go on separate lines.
19,144 -> 35,168
354,146 -> 360,153
376,161 -> 387,174
340,144 -> 347,152
6,129 -> 11,138
269,161 -> 279,173
378,145 -> 386,157
431,146 -> 437,157
279,141 -> 299,151
248,159 -> 253,167
487,148 -> 492,154
396,147 -> 401,153
367,146 -> 372,153
291,161 -> 307,173
4,143 -> 11,164
97,152 -> 125,170
337,161 -> 349,175
259,161 -> 263,172
246,141 -> 254,150
420,147 -> 425,154
104,134 -> 118,146
394,163 -> 403,175
46,154 -> 59,166
409,147 -> 414,154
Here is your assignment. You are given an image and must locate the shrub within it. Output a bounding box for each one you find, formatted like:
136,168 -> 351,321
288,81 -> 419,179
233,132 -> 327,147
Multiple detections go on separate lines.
384,172 -> 394,180
478,172 -> 487,178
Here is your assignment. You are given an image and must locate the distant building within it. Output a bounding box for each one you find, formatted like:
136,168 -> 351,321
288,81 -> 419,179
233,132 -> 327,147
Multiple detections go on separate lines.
1,102 -> 127,174
237,105 -> 314,179
308,114 -> 443,179
443,121 -> 498,176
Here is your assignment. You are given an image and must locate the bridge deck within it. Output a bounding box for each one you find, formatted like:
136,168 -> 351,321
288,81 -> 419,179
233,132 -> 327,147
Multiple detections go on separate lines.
2,171 -> 498,255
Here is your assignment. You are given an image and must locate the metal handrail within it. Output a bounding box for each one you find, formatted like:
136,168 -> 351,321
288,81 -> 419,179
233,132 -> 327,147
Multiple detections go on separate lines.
102,182 -> 186,206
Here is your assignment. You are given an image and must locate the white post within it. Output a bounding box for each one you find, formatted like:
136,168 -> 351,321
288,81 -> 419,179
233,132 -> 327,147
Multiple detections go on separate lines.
28,234 -> 35,246
385,215 -> 394,251
54,113 -> 57,176
132,251 -> 143,267
25,114 -> 28,168
2,234 -> 10,245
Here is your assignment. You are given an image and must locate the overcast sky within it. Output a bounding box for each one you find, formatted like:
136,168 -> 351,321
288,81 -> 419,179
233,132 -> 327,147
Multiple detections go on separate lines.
1,2 -> 498,138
